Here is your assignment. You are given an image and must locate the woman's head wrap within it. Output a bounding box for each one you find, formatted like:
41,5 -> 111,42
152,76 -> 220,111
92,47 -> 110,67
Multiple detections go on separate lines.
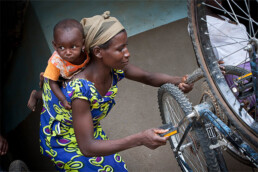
80,11 -> 125,53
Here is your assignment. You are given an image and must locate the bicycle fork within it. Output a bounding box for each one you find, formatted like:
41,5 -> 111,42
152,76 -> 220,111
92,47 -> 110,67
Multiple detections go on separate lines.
174,102 -> 258,171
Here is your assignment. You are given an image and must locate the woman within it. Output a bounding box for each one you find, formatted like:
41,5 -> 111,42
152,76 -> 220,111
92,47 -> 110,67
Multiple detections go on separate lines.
40,11 -> 193,171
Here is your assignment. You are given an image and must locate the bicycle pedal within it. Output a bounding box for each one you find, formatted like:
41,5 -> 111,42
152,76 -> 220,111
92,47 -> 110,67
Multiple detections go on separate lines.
159,123 -> 178,137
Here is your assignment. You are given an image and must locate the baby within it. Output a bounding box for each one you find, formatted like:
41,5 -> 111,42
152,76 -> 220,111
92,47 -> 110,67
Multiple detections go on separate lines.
27,19 -> 89,111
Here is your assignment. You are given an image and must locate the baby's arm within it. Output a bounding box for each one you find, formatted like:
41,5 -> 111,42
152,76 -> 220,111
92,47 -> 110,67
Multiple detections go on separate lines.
49,80 -> 71,110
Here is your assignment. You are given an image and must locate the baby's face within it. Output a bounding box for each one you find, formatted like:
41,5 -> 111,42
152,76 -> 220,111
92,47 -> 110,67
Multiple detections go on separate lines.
53,28 -> 84,65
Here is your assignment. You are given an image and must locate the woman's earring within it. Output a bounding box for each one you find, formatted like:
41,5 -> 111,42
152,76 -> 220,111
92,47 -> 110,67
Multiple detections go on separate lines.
82,48 -> 85,52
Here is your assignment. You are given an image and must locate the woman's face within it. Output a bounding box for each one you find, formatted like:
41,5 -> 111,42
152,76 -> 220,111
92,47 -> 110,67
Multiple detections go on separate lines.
100,31 -> 130,69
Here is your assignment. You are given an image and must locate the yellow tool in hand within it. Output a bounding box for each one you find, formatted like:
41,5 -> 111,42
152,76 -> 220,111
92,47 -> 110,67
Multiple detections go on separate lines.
159,123 -> 178,137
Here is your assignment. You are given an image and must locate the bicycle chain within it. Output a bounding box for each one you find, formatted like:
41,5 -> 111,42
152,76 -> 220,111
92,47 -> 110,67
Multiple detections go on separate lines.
200,82 -> 228,124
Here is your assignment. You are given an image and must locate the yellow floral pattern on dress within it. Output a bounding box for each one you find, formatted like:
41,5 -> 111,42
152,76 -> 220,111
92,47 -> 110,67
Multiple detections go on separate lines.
40,69 -> 127,171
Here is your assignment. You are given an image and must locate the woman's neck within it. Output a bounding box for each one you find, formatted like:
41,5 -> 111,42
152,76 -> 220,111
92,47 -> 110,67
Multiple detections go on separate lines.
72,52 -> 86,65
81,58 -> 112,84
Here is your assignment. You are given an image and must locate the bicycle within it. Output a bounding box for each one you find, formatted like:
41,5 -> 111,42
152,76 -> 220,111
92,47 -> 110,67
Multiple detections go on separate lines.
187,0 -> 257,165
157,1 -> 257,170
158,83 -> 257,172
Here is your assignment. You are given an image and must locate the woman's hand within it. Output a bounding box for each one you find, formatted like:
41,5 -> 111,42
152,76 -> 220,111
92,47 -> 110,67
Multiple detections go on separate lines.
218,60 -> 226,75
178,75 -> 194,93
0,135 -> 8,156
139,128 -> 169,150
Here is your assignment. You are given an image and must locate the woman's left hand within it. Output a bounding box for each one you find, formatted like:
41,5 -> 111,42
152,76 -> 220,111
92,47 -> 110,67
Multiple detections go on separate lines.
178,82 -> 194,93
178,75 -> 194,93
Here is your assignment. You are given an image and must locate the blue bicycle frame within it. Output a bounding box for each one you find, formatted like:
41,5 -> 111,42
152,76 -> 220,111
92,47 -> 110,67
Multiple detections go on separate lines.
174,102 -> 258,171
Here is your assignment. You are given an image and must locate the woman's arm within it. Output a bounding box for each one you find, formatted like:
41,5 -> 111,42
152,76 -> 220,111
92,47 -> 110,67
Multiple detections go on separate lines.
72,98 -> 168,157
123,63 -> 193,93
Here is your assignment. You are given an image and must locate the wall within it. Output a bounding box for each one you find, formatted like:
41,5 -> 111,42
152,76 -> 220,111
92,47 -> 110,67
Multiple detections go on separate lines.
3,0 -> 188,133
31,0 -> 188,52
3,3 -> 50,133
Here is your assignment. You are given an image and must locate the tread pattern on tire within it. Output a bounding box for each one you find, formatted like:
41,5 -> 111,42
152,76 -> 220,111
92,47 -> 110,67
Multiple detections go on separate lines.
224,65 -> 250,76
158,83 -> 221,172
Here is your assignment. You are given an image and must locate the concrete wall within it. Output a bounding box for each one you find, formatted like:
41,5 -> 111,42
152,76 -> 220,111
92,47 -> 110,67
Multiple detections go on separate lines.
3,3 -> 50,133
3,0 -> 188,133
31,0 -> 188,52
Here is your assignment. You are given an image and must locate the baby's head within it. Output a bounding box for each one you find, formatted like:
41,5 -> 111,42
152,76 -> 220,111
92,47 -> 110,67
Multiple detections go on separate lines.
52,19 -> 85,64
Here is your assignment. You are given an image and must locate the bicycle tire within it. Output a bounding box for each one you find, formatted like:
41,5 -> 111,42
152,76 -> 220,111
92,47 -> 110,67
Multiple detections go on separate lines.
188,0 -> 258,148
186,68 -> 204,84
224,65 -> 250,76
158,83 -> 221,172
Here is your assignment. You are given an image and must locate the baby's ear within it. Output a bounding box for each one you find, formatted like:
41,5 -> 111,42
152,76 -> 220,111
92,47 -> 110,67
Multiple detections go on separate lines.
52,41 -> 57,50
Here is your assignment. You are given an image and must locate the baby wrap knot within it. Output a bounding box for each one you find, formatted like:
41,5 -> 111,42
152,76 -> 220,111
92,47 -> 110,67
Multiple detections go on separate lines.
102,11 -> 110,19
80,11 -> 125,53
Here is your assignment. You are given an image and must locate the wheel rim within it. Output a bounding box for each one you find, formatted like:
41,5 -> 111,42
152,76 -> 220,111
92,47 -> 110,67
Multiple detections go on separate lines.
189,0 -> 258,138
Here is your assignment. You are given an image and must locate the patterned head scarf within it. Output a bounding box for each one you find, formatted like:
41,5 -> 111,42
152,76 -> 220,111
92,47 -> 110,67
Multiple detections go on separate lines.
80,11 -> 125,53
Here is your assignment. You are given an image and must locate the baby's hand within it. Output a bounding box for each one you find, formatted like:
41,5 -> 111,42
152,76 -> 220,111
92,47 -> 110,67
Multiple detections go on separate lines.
62,100 -> 72,110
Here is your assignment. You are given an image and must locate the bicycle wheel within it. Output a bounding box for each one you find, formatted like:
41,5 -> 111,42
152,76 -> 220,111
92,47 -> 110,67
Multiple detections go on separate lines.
158,83 -> 221,172
188,0 -> 258,148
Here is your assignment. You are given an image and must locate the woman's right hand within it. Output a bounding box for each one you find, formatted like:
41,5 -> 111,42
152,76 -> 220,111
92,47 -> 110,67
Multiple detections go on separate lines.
139,128 -> 169,150
218,60 -> 226,75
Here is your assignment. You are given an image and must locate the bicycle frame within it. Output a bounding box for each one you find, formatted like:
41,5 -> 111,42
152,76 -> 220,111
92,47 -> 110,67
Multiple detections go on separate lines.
247,40 -> 258,120
174,102 -> 258,171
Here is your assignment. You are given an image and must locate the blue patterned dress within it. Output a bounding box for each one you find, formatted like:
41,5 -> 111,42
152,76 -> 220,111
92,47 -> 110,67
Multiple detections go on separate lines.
40,69 -> 128,172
